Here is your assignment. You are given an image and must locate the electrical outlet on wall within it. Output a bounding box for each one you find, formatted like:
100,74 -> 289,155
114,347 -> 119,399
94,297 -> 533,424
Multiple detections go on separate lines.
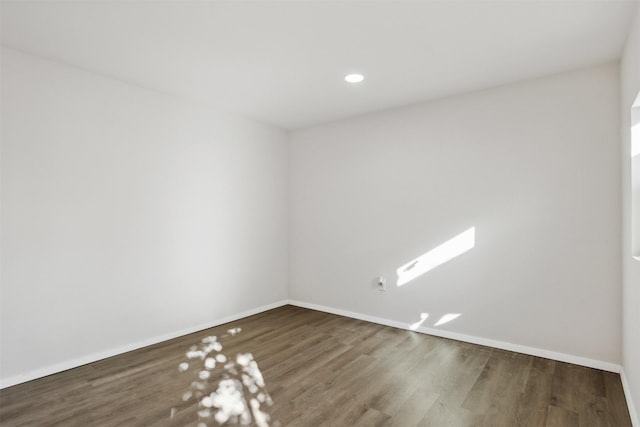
377,276 -> 386,291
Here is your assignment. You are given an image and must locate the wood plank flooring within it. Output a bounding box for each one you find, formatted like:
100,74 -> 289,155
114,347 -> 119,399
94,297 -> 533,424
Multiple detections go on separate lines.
0,305 -> 632,426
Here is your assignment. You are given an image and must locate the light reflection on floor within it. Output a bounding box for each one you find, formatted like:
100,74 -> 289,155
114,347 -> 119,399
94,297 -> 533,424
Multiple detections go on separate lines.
172,328 -> 274,427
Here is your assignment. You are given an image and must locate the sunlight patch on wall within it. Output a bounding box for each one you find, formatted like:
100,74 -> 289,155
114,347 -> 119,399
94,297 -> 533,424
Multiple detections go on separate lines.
408,312 -> 462,330
434,313 -> 461,327
396,227 -> 475,287
409,313 -> 429,331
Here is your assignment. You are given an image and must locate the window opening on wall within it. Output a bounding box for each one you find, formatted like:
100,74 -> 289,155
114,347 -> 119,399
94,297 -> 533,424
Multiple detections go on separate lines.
632,91 -> 640,260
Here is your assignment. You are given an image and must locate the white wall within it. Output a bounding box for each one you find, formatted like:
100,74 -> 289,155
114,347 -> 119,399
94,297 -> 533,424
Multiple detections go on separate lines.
290,64 -> 621,367
621,4 -> 640,425
633,104 -> 640,258
0,40 -> 630,403
0,48 -> 289,385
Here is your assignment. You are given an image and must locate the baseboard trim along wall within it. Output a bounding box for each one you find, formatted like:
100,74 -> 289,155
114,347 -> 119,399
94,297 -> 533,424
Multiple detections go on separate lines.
621,367 -> 640,427
286,300 -> 622,374
2,298 -> 629,404
0,300 -> 289,389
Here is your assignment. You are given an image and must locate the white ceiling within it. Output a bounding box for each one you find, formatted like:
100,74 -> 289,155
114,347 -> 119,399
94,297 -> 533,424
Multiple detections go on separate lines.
1,1 -> 637,129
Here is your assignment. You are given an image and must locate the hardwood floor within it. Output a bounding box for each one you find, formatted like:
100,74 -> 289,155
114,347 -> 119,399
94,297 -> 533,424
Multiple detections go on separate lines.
0,305 -> 632,426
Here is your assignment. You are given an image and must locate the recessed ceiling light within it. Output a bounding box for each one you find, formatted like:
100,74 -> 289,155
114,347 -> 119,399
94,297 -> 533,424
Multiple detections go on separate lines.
344,73 -> 364,83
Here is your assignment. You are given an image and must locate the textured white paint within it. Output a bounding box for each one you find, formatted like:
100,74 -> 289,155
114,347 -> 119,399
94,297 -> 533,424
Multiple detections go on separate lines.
621,4 -> 640,425
0,1 -> 634,129
290,64 -> 621,366
0,48 -> 289,384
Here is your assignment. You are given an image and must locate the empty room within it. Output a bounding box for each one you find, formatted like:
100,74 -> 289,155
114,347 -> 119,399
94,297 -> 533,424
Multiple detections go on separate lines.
1,1 -> 640,426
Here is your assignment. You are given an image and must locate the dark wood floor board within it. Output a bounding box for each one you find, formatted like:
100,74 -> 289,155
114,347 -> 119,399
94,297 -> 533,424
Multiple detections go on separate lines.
461,350 -> 533,418
550,362 -> 606,418
338,322 -> 388,348
326,392 -> 379,426
381,386 -> 439,427
275,341 -> 353,389
251,311 -> 322,343
352,407 -> 390,427
394,330 -> 430,353
346,327 -> 393,355
335,360 -> 419,418
407,340 -> 486,407
546,405 -> 580,427
418,399 -> 484,427
272,381 -> 332,425
369,377 -> 423,417
284,383 -> 348,426
259,333 -> 336,378
313,313 -> 359,334
603,371 -> 634,426
284,354 -> 388,426
578,396 -> 612,427
472,355 -> 535,425
274,354 -> 376,426
327,352 -> 381,391
432,345 -> 492,408
513,357 -> 556,427
366,326 -> 409,356
294,347 -> 372,389
0,305 -> 632,427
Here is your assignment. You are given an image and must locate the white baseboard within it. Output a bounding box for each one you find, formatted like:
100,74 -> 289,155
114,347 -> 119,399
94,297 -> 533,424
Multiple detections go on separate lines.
621,367 -> 639,426
2,299 -> 625,391
286,299 -> 621,373
0,300 -> 289,389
